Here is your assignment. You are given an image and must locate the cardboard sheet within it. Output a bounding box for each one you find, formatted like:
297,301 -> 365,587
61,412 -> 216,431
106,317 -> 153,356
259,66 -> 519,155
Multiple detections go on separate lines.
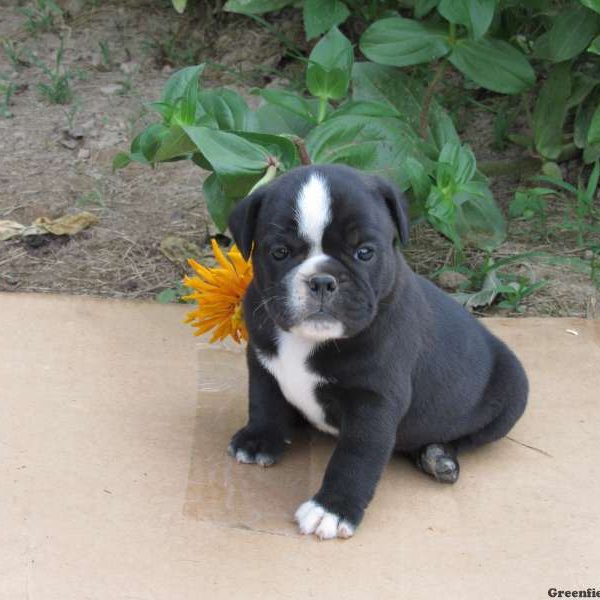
1,293 -> 599,599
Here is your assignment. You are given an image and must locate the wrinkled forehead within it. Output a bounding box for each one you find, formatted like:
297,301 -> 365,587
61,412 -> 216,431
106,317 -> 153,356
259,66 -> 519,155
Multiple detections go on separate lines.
257,169 -> 390,243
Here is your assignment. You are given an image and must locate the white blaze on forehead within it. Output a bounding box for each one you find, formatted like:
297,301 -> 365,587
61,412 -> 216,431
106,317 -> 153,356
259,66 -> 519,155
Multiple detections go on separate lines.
295,173 -> 332,252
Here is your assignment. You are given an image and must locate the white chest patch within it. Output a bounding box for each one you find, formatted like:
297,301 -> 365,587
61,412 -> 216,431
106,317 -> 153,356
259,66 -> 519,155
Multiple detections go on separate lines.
257,330 -> 339,436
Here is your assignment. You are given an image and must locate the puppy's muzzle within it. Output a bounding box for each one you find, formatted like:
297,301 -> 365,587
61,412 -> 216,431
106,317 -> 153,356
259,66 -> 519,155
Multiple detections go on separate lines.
308,273 -> 338,300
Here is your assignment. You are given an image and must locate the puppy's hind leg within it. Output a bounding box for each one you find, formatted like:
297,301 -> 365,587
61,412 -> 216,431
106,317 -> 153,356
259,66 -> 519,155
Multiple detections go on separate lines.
414,443 -> 460,484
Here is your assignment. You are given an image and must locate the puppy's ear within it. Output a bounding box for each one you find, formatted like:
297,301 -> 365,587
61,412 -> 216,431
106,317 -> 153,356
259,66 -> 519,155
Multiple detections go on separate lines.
228,187 -> 266,260
372,176 -> 410,245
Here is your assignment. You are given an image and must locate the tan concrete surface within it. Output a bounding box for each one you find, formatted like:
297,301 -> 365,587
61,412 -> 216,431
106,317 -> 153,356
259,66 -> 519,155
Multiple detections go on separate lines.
1,293 -> 599,599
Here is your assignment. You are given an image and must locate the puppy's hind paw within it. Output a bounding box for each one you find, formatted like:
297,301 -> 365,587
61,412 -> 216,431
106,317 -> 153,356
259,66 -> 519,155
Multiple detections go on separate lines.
417,443 -> 460,484
294,500 -> 355,540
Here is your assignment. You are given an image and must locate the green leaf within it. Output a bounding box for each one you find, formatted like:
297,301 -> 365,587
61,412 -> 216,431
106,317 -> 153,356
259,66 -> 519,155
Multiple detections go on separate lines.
404,156 -> 432,213
183,126 -> 269,197
232,131 -> 300,170
581,0 -> 600,15
360,17 -> 451,67
574,89 -> 600,148
533,62 -> 572,160
351,62 -> 458,152
587,103 -> 600,147
132,123 -> 170,163
259,89 -> 318,123
203,173 -> 236,232
449,38 -> 535,94
154,124 -> 197,162
328,100 -> 399,119
453,269 -> 502,309
161,65 -> 204,106
112,152 -> 130,171
438,142 -> 477,184
171,0 -> 187,13
147,101 -> 174,123
566,73 -> 598,110
304,0 -> 350,40
175,74 -> 199,125
588,34 -> 600,54
306,26 -> 353,101
156,287 -> 179,303
509,189 -> 549,219
197,88 -> 250,130
426,180 -> 506,251
429,107 -> 461,151
534,6 -> 600,63
426,187 -> 459,246
249,103 -> 316,137
414,0 -> 439,19
306,114 -> 433,190
438,0 -> 496,39
223,0 -> 293,14
453,182 -> 507,251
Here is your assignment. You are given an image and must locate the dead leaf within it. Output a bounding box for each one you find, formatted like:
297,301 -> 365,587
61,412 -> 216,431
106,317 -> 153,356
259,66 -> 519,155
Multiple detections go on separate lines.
0,220 -> 26,241
33,212 -> 99,235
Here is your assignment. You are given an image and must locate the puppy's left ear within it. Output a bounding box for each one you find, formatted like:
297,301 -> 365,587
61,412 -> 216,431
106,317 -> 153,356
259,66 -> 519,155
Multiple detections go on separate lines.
228,186 -> 266,260
372,176 -> 410,245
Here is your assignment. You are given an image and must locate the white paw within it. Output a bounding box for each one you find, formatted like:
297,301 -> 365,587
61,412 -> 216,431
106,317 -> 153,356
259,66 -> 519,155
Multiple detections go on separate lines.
294,500 -> 355,540
229,447 -> 275,467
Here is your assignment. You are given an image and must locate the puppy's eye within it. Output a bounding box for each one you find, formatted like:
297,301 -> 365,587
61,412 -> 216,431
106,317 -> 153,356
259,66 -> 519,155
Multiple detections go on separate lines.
354,246 -> 375,261
270,245 -> 290,260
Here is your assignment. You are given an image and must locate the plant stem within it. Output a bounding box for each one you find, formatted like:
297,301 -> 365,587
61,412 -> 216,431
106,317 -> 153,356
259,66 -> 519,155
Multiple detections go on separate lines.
449,22 -> 457,43
419,60 -> 447,140
290,136 -> 312,165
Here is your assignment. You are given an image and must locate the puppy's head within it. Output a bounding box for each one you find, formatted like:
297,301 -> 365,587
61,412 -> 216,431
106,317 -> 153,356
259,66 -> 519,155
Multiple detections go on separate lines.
228,165 -> 409,342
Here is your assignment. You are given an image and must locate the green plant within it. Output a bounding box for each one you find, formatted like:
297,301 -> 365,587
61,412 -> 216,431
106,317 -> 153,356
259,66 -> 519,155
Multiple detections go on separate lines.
496,277 -> 548,312
32,38 -> 74,104
20,0 -> 63,34
99,40 -> 112,70
114,30 -> 504,251
534,160 -> 600,246
156,281 -> 192,303
175,0 -> 395,40
509,186 -> 557,237
360,3 -> 535,96
0,73 -> 16,118
447,253 -> 547,311
2,40 -> 32,70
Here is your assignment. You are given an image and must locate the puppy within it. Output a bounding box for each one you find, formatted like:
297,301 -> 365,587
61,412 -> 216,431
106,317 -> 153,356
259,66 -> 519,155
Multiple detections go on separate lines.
227,164 -> 528,540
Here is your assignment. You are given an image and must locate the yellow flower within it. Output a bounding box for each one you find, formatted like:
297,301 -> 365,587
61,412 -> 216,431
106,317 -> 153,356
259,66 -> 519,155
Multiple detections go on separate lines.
182,239 -> 253,344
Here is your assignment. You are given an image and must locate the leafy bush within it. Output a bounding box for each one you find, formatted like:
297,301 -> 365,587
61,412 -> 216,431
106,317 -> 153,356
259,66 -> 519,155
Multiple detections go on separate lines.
115,27 -> 505,251
125,0 -> 599,257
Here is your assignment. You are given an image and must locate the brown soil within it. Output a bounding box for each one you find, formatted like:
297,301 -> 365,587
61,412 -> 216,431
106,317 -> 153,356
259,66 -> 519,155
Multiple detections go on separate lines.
0,0 -> 598,316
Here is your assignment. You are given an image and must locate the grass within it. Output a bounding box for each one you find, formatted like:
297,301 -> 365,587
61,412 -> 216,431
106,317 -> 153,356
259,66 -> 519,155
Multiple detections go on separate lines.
20,0 -> 63,34
31,37 -> 74,105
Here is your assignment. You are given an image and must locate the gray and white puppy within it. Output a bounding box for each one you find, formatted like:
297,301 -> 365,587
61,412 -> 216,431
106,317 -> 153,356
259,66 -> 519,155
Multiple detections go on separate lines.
227,164 -> 528,540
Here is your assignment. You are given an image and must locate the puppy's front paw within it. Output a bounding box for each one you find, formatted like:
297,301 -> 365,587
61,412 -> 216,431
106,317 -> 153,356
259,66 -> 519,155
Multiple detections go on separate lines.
228,426 -> 287,467
294,500 -> 356,540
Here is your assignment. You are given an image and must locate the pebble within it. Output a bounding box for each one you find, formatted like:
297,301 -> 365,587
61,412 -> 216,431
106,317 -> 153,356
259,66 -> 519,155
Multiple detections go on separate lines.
77,148 -> 91,160
120,61 -> 139,75
100,84 -> 122,96
437,270 -> 469,290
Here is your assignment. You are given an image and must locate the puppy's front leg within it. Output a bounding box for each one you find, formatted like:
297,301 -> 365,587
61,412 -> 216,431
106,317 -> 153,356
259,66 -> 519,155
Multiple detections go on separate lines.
228,345 -> 296,467
296,395 -> 400,540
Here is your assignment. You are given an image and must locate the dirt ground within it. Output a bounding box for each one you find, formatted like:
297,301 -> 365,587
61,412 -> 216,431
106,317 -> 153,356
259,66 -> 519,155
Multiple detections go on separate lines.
0,0 -> 598,316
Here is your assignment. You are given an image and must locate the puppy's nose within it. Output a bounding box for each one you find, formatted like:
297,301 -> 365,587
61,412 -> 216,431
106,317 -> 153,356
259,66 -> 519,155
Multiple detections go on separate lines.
308,273 -> 337,296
